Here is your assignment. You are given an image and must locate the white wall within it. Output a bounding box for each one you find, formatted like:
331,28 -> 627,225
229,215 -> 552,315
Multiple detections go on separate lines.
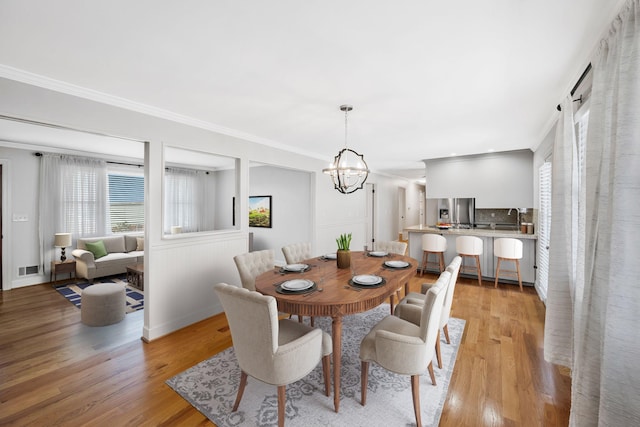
212,168 -> 236,230
0,77 -> 412,341
0,146 -> 41,288
424,149 -> 534,208
249,164 -> 312,264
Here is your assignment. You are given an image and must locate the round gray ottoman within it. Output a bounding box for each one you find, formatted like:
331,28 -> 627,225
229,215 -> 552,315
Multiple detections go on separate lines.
81,283 -> 126,326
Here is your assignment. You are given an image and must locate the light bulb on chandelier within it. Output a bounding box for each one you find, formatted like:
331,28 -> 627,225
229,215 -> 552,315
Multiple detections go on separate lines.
322,105 -> 369,194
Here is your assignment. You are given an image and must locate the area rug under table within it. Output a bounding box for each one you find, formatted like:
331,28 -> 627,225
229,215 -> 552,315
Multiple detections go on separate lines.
54,274 -> 143,313
167,304 -> 465,427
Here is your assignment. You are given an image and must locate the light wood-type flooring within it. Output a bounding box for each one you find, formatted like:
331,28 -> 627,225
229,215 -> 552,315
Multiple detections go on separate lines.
0,273 -> 571,426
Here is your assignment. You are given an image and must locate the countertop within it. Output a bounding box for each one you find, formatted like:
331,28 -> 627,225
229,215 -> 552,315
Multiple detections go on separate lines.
404,225 -> 538,240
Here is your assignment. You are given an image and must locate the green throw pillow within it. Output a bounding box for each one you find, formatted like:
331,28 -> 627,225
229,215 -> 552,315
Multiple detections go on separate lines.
85,240 -> 108,259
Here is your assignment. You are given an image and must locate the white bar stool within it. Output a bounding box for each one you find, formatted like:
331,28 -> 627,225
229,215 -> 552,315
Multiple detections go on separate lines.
456,236 -> 483,286
421,234 -> 447,276
494,238 -> 523,291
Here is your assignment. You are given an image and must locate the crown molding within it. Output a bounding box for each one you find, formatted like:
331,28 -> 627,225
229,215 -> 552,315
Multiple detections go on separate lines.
0,64 -> 326,161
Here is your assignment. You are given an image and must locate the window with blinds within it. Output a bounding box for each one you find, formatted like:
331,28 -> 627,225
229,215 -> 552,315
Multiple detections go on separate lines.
108,173 -> 144,233
63,167 -> 104,236
536,162 -> 552,303
536,107 -> 589,304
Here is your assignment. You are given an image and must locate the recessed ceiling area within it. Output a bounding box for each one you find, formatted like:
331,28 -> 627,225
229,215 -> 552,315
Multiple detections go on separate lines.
0,1 -> 627,179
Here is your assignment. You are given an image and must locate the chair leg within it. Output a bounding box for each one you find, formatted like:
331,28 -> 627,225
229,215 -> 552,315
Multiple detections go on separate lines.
439,252 -> 445,273
232,370 -> 248,411
389,294 -> 395,315
421,251 -> 427,276
516,259 -> 523,291
475,255 -> 482,286
277,385 -> 286,427
361,361 -> 369,406
322,355 -> 331,397
411,375 -> 422,427
494,257 -> 502,288
443,324 -> 450,344
310,316 -> 315,327
435,330 -> 442,369
427,361 -> 436,385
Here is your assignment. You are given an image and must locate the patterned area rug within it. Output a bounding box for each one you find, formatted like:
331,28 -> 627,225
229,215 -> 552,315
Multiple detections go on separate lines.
54,274 -> 144,313
167,304 -> 465,427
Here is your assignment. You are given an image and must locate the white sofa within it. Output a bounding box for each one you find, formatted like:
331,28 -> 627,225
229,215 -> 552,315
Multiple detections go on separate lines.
72,234 -> 144,281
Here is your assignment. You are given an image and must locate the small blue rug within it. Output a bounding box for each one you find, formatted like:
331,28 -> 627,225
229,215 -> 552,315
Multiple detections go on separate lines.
54,274 -> 143,313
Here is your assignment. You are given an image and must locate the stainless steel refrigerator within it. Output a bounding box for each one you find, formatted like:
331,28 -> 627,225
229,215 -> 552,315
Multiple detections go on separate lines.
436,198 -> 475,227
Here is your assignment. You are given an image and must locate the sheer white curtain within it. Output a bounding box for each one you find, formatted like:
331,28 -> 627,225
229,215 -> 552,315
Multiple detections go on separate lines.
544,95 -> 579,368
164,168 -> 207,233
569,0 -> 640,424
38,154 -> 108,274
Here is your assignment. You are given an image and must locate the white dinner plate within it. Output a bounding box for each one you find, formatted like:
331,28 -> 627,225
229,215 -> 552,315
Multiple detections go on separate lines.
385,260 -> 409,268
353,275 -> 383,285
281,279 -> 314,291
323,253 -> 337,260
368,251 -> 388,257
283,263 -> 308,272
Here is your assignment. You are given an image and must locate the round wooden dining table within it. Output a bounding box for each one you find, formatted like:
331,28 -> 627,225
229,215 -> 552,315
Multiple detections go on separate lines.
254,251 -> 418,412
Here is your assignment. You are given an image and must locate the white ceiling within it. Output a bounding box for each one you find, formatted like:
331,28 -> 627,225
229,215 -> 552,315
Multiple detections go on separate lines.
0,0 -> 626,179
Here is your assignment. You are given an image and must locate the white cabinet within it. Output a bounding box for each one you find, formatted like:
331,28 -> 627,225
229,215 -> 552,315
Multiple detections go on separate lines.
523,239 -> 536,283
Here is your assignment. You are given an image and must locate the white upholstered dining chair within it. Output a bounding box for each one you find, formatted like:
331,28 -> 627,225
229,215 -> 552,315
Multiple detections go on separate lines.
282,242 -> 312,264
373,240 -> 409,314
374,240 -> 408,256
359,271 -> 449,427
233,249 -> 275,291
281,242 -> 316,325
394,256 -> 461,368
213,282 -> 332,427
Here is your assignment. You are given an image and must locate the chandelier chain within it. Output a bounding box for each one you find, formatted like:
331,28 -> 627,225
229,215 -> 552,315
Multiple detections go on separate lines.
344,107 -> 348,149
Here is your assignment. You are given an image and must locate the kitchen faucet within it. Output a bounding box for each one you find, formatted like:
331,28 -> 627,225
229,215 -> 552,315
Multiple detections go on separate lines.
508,208 -> 528,227
508,208 -> 521,227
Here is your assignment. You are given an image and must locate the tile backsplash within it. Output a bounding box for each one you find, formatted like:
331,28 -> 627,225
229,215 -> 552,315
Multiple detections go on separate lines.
475,208 -> 534,225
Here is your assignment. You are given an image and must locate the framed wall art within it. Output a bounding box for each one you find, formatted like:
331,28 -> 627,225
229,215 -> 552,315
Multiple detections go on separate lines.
249,195 -> 272,228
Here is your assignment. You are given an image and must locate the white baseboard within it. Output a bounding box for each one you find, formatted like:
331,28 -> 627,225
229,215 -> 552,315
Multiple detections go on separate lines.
11,274 -> 48,289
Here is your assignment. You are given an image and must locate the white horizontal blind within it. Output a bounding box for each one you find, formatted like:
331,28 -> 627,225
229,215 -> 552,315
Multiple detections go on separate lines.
536,162 -> 552,302
108,173 -> 144,233
59,157 -> 109,237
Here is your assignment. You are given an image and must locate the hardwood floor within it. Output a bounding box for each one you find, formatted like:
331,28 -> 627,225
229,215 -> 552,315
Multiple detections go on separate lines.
0,274 -> 570,426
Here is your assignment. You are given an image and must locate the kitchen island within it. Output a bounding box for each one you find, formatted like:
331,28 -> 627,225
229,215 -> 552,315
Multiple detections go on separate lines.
405,225 -> 538,286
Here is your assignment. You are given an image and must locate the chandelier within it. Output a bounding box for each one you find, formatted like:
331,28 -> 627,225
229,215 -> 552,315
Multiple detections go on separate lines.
322,105 -> 370,194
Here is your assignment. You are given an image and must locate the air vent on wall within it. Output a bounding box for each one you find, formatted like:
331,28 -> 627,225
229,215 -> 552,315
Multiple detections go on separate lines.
18,265 -> 39,276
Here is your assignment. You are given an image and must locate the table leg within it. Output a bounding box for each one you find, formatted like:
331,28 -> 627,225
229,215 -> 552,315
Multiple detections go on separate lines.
332,315 -> 342,412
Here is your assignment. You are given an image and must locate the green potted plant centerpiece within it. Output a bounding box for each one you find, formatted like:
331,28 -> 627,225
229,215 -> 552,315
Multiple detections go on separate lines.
336,233 -> 352,269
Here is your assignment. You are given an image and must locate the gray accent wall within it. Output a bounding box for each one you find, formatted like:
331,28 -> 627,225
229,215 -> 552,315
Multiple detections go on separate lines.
424,149 -> 534,209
